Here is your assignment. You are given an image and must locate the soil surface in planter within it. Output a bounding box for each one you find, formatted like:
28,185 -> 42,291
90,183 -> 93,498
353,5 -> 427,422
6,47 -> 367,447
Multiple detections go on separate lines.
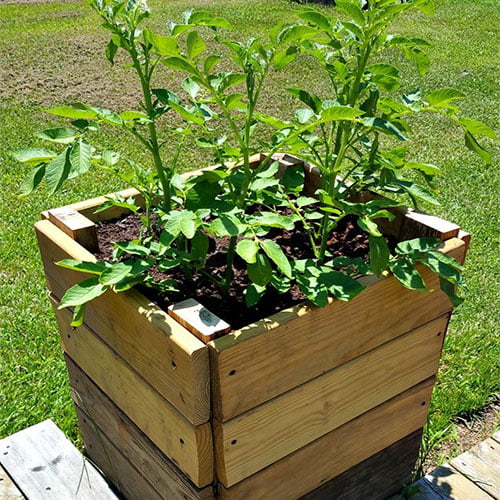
93,212 -> 385,330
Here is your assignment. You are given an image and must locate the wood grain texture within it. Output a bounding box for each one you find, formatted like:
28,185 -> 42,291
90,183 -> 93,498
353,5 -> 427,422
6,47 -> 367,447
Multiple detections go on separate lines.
0,419 -> 118,500
0,465 -> 24,499
416,464 -> 493,500
35,219 -> 210,426
47,207 -> 98,251
450,438 -> 500,498
52,301 -> 214,487
399,210 -> 460,241
214,316 -> 447,486
300,430 -> 423,500
66,356 -> 215,500
218,378 -> 435,498
209,238 -> 465,422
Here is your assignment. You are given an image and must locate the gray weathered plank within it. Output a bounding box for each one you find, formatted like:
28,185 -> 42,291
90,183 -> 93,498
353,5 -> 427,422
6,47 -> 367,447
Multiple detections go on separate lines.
450,438 -> 500,498
0,464 -> 24,499
0,419 -> 118,499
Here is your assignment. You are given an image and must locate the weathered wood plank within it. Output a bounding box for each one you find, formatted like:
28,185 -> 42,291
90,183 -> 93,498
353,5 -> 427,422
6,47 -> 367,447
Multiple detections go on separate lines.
300,430 -> 423,500
210,238 -> 465,422
450,438 -> 500,498
0,465 -> 24,499
47,207 -> 98,251
218,378 -> 435,499
414,464 -> 493,499
399,210 -> 461,241
35,219 -> 210,426
52,301 -> 214,487
493,430 -> 500,445
168,299 -> 231,343
214,316 -> 447,486
65,356 -> 215,500
0,419 -> 118,500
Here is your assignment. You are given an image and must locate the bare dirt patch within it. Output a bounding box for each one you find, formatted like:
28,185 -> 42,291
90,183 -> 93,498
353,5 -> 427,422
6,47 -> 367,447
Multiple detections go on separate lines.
424,399 -> 499,473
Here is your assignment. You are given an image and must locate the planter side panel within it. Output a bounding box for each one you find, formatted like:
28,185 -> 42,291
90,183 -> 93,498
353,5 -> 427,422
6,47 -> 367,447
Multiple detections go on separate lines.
210,237 -> 466,422
213,315 -> 447,486
52,301 -> 214,487
66,356 -> 215,500
35,219 -> 210,426
300,429 -> 423,500
218,378 -> 434,499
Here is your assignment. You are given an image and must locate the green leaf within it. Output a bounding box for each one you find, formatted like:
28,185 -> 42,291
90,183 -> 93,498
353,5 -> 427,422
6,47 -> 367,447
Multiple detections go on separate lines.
148,32 -> 180,56
296,108 -> 314,124
19,164 -> 46,196
162,57 -> 199,76
120,110 -> 150,122
209,213 -> 245,237
45,148 -> 71,194
439,276 -> 464,307
236,239 -> 259,264
182,77 -> 201,99
35,127 -> 77,144
12,148 -> 56,164
278,24 -> 318,45
389,259 -> 427,291
46,103 -> 98,120
260,239 -> 292,278
387,35 -> 431,47
397,180 -> 440,206
286,88 -> 321,113
70,304 -> 86,327
464,131 -> 492,164
321,105 -> 363,122
250,212 -> 296,230
169,101 -> 204,125
296,9 -> 331,30
114,240 -> 151,256
403,47 -> 430,75
426,88 -> 465,108
56,259 -> 108,275
458,118 -> 497,140
357,216 -> 382,237
369,235 -> 390,276
69,139 -> 92,178
395,237 -> 441,256
282,165 -> 305,193
320,269 -> 365,301
186,30 -> 206,60
361,117 -> 406,140
204,54 -> 221,74
105,39 -> 118,65
190,231 -> 209,268
245,283 -> 266,307
99,259 -> 152,285
405,162 -> 441,176
59,277 -> 108,308
336,0 -> 365,26
273,46 -> 298,70
420,252 -> 462,285
247,253 -> 273,287
179,211 -> 197,239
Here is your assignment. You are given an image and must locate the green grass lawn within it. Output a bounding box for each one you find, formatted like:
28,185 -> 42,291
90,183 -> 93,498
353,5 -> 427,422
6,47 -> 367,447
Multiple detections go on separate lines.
1,0 -> 498,463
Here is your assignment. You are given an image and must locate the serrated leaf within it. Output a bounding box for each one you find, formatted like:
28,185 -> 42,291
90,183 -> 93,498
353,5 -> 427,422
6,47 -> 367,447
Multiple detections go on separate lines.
19,164 -> 46,196
247,253 -> 273,286
389,259 -> 427,291
45,148 -> 71,194
426,88 -> 465,108
56,259 -> 108,275
69,139 -> 92,178
369,235 -> 390,276
59,277 -> 108,308
12,148 -> 56,164
236,239 -> 259,264
260,239 -> 292,278
35,127 -> 76,144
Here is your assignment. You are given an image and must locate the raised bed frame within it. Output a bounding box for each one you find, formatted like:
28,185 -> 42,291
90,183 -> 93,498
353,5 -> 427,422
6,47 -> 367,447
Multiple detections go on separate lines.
35,155 -> 470,499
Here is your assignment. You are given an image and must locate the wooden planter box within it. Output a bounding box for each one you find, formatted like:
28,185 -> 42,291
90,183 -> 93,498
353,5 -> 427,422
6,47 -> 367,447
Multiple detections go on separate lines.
35,156 -> 470,499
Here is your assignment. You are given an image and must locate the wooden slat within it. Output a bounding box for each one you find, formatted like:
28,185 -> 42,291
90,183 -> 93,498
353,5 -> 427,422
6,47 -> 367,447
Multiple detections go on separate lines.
214,316 -> 447,486
450,438 -> 500,498
415,464 -> 493,499
399,210 -> 460,241
0,465 -> 24,499
52,301 -> 214,487
47,207 -> 98,251
210,238 -> 465,422
0,419 -> 118,500
65,356 -> 215,500
301,430 -> 423,500
35,219 -> 210,426
493,430 -> 500,445
219,378 -> 434,499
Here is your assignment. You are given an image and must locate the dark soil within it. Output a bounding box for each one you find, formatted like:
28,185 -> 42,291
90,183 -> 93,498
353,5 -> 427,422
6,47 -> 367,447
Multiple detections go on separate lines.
94,211 -> 376,330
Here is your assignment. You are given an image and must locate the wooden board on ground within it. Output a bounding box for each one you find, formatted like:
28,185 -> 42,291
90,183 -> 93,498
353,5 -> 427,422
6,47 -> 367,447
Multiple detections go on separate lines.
450,438 -> 500,498
0,419 -> 118,500
66,356 -> 215,500
52,300 -> 214,487
214,315 -> 447,486
210,238 -> 465,422
35,219 -> 211,426
218,378 -> 434,498
301,430 -> 423,500
0,465 -> 24,499
413,464 -> 493,499
47,206 -> 98,251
